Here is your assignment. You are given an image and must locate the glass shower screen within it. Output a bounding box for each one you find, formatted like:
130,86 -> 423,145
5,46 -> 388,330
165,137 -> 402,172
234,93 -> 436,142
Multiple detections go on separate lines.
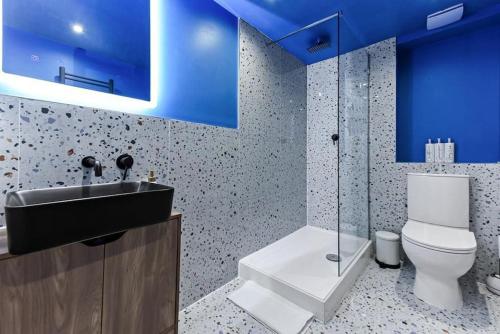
337,15 -> 370,275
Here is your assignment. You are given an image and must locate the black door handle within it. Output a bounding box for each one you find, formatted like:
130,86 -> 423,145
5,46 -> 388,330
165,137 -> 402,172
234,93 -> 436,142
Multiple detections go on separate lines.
331,134 -> 339,143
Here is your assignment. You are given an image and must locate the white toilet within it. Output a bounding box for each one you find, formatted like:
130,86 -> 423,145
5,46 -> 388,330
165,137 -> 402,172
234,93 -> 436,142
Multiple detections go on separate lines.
402,173 -> 477,310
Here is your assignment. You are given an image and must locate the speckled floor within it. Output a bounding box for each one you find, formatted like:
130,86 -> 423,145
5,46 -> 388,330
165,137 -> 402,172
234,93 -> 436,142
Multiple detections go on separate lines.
179,260 -> 500,334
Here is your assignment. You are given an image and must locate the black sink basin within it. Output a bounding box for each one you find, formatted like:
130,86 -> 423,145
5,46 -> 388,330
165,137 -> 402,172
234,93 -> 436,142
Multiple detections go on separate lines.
5,182 -> 174,255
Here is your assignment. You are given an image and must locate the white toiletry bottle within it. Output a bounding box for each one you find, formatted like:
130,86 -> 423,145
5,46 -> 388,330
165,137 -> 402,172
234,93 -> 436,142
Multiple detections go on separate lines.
435,138 -> 445,163
444,138 -> 455,163
425,139 -> 435,163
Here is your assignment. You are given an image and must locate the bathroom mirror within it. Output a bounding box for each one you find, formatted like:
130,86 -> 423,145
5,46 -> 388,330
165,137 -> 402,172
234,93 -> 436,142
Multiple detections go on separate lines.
0,0 -> 155,108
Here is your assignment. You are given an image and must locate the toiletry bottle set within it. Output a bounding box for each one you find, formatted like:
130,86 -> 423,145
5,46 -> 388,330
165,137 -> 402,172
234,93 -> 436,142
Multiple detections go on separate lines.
425,138 -> 454,163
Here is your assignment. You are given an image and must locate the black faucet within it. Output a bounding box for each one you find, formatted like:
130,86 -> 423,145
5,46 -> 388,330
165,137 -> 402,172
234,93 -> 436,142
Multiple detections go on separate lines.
82,156 -> 103,177
116,154 -> 134,181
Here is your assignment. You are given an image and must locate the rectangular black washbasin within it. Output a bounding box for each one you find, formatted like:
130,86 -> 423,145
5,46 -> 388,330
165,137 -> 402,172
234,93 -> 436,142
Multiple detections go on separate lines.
5,182 -> 174,255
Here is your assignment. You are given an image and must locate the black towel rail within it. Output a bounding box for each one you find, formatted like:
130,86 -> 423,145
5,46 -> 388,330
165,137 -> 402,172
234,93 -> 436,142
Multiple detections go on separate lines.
59,66 -> 114,93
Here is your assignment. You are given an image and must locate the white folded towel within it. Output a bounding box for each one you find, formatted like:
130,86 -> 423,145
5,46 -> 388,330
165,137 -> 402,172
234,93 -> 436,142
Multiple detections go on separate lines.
228,281 -> 314,334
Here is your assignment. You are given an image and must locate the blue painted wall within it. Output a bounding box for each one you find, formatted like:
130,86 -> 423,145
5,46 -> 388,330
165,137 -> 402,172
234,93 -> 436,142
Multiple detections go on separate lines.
396,21 -> 500,163
148,0 -> 238,128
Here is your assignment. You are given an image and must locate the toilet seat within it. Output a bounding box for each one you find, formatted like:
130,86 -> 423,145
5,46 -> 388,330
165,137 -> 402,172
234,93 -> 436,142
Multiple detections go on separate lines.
402,220 -> 476,254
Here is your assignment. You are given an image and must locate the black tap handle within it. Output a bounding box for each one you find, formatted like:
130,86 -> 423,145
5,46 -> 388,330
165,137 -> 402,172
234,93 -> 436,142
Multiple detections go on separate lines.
82,156 -> 103,177
116,154 -> 134,181
116,154 -> 134,170
82,156 -> 96,168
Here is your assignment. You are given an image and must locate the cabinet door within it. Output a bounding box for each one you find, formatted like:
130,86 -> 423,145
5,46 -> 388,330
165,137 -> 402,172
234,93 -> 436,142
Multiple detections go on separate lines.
102,219 -> 180,334
0,243 -> 104,334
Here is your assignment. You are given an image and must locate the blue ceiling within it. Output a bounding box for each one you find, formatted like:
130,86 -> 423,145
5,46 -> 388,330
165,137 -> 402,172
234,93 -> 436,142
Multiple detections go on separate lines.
3,0 -> 150,66
3,0 -> 497,66
215,0 -> 499,64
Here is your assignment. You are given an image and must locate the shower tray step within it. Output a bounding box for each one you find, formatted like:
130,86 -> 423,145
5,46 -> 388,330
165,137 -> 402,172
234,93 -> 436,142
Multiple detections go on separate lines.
228,280 -> 314,334
238,226 -> 372,323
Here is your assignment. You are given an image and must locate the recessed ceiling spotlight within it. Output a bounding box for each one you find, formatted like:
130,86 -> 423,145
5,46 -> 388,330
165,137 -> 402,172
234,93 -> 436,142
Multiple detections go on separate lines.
72,24 -> 84,34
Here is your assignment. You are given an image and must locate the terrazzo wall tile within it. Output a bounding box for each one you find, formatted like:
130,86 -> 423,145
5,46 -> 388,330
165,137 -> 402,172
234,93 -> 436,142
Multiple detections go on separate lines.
17,99 -> 170,190
338,49 -> 370,239
1,95 -> 170,227
306,58 -> 339,230
278,53 -> 308,223
367,38 -> 500,283
0,95 -> 19,226
170,21 -> 307,308
169,120 -> 241,308
238,22 -> 307,233
306,49 -> 371,238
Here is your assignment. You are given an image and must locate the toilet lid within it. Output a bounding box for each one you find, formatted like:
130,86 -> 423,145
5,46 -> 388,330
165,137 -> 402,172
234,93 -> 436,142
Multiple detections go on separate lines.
402,220 -> 476,253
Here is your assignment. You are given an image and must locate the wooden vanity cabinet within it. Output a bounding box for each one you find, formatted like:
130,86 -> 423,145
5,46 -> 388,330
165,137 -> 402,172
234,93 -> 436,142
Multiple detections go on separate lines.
0,214 -> 181,334
102,215 -> 181,334
0,241 -> 104,334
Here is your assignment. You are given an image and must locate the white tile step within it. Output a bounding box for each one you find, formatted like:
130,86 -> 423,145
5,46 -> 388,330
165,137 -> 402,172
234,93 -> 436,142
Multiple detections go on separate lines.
228,280 -> 314,334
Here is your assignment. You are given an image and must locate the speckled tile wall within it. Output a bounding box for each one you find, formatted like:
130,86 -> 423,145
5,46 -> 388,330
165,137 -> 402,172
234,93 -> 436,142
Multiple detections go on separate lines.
0,96 -> 19,226
17,99 -> 170,191
306,58 -> 339,230
0,20 -> 307,310
367,38 -> 500,283
338,49 -> 370,239
170,21 -> 307,308
306,49 -> 370,238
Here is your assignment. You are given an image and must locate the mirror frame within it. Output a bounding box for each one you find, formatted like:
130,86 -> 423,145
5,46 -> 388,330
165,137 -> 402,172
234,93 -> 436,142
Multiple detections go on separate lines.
0,0 -> 159,113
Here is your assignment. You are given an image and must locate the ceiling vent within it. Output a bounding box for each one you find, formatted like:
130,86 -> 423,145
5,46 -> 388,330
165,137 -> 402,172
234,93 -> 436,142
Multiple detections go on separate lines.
427,3 -> 464,30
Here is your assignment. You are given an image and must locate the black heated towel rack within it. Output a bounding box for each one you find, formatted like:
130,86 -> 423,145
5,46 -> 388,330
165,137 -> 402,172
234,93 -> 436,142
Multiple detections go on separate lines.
59,66 -> 114,93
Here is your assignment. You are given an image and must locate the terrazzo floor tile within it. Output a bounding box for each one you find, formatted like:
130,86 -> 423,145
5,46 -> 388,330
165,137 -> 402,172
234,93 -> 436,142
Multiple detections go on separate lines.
179,260 -> 500,334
